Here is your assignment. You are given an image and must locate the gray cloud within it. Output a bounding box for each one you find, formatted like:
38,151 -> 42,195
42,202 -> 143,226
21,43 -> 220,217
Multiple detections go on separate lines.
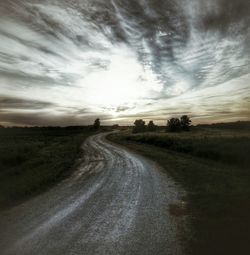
0,0 -> 250,126
0,95 -> 55,110
0,110 -> 112,127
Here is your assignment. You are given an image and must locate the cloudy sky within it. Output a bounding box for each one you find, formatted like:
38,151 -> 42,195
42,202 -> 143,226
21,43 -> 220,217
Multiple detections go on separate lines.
0,0 -> 250,126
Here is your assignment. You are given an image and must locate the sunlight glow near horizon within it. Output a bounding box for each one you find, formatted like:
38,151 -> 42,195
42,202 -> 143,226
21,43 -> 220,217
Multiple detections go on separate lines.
81,53 -> 162,109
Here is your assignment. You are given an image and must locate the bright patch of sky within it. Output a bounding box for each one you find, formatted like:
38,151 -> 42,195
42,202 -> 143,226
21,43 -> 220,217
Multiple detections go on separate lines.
0,0 -> 249,126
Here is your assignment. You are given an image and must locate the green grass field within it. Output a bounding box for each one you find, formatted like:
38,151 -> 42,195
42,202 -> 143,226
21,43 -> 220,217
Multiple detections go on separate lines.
0,127 -> 94,209
108,124 -> 250,255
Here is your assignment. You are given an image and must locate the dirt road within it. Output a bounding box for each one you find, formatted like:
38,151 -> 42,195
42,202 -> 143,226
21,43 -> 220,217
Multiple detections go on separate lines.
0,133 -> 186,255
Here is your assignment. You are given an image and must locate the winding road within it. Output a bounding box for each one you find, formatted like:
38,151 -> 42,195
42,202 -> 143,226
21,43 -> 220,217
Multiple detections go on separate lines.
0,133 -> 186,255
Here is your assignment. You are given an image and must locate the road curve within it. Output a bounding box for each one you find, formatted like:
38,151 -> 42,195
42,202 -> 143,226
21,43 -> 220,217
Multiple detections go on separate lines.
0,133 -> 186,255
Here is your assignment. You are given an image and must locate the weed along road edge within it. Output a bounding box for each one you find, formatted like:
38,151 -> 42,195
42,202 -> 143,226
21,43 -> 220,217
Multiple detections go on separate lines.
0,133 -> 187,255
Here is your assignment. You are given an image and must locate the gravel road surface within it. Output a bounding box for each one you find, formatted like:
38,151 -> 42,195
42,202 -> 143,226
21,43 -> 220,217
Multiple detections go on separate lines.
0,133 -> 186,255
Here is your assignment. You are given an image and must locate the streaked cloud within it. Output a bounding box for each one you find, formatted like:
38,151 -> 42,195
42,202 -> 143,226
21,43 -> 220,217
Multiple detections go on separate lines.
0,0 -> 250,126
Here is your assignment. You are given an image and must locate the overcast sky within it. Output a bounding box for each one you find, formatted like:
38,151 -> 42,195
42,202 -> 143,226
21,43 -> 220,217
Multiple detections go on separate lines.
0,0 -> 250,126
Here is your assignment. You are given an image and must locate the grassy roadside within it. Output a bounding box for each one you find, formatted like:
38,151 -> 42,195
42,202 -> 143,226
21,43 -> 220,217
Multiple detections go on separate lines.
0,127 -> 95,209
107,128 -> 250,255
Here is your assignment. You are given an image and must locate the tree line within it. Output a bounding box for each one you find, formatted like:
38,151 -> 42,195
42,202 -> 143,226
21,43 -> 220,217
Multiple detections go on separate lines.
132,115 -> 191,133
92,115 -> 191,133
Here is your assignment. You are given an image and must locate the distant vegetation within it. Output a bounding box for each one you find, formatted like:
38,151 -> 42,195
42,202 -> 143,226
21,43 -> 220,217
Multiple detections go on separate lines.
147,120 -> 157,132
133,119 -> 158,133
112,124 -> 119,129
108,121 -> 250,255
133,115 -> 191,133
167,115 -> 191,132
133,119 -> 146,133
0,126 -> 95,209
197,120 -> 250,130
93,118 -> 101,130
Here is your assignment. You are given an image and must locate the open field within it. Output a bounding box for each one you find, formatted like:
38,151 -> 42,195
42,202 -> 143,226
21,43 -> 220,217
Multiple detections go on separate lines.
0,127 -> 95,209
120,125 -> 250,168
108,123 -> 250,255
1,122 -> 250,254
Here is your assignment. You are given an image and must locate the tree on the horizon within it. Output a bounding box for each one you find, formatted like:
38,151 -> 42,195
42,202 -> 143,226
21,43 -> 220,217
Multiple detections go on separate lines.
147,120 -> 157,132
93,118 -> 100,130
180,115 -> 191,131
112,124 -> 119,129
166,118 -> 181,132
133,119 -> 146,133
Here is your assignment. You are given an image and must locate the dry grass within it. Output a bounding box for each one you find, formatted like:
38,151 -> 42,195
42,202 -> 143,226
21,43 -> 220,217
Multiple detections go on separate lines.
119,127 -> 250,169
169,202 -> 188,217
108,124 -> 250,255
0,127 -> 95,209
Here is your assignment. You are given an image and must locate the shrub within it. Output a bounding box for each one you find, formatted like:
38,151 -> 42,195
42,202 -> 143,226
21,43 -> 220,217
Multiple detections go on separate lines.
147,121 -> 157,132
180,115 -> 192,131
167,118 -> 181,132
133,119 -> 146,133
